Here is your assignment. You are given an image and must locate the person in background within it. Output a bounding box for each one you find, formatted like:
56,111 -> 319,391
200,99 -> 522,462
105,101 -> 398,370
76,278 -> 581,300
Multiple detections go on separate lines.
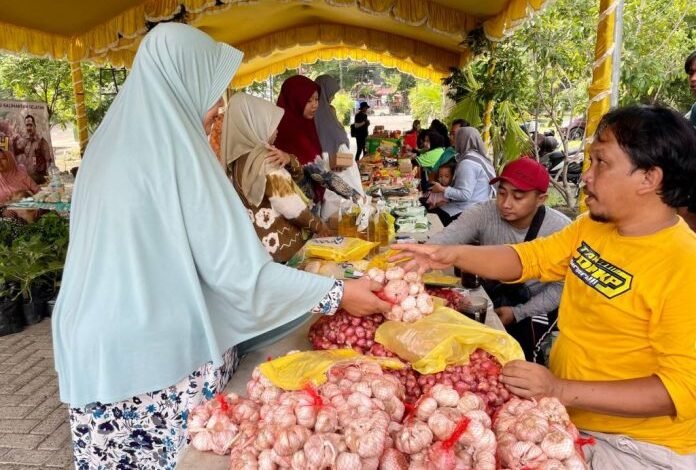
429,127 -> 495,226
414,130 -> 446,193
352,101 -> 370,161
274,75 -> 361,208
430,157 -> 570,362
679,50 -> 696,231
429,119 -> 451,147
52,24 -> 389,469
394,105 -> 696,469
0,148 -> 39,205
685,50 -> 696,127
403,119 -> 421,149
424,162 -> 454,210
449,118 -> 470,142
11,114 -> 52,184
314,75 -> 366,220
0,148 -> 40,221
224,93 -> 331,262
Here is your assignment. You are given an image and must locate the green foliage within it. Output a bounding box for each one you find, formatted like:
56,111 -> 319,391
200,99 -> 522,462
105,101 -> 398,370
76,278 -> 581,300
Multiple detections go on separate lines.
408,81 -> 443,123
0,214 -> 69,301
619,0 -> 696,110
332,91 -> 354,126
0,54 -> 125,132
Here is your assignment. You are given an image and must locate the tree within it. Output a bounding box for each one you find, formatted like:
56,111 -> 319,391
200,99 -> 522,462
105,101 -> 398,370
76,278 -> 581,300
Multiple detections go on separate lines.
619,0 -> 696,109
332,90 -> 354,125
445,36 -> 533,168
408,81 -> 443,123
0,55 -> 72,127
0,54 -> 125,133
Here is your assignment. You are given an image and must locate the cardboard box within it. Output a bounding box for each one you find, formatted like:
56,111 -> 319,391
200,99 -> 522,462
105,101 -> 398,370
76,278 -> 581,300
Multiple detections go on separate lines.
331,152 -> 354,169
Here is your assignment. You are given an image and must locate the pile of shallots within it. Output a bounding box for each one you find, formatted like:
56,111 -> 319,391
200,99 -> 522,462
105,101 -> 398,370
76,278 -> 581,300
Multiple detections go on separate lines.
390,385 -> 496,469
386,349 -> 511,414
367,266 -> 435,322
425,287 -> 471,311
308,310 -> 385,354
495,397 -> 589,470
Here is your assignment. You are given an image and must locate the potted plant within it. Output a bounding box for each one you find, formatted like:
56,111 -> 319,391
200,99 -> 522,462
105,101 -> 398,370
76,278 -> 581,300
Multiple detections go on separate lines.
0,252 -> 24,336
5,237 -> 64,325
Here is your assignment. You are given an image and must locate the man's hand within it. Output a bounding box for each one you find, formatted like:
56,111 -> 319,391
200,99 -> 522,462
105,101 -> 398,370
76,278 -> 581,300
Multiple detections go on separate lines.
340,277 -> 391,317
265,145 -> 291,167
495,306 -> 515,326
430,183 -> 445,193
389,243 -> 460,275
500,360 -> 563,400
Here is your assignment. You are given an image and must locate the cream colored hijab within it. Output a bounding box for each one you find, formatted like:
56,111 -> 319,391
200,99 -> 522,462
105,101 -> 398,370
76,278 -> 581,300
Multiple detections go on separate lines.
222,93 -> 285,207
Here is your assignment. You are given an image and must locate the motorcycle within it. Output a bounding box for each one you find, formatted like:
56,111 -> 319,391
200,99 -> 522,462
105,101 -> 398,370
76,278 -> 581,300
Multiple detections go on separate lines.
530,130 -> 583,184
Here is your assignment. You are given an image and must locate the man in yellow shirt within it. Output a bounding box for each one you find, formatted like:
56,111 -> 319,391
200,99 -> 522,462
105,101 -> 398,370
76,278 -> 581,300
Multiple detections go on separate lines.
394,105 -> 696,469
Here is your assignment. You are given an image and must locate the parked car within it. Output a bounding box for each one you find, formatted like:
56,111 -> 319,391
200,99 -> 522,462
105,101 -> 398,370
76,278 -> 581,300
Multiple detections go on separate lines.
561,117 -> 586,140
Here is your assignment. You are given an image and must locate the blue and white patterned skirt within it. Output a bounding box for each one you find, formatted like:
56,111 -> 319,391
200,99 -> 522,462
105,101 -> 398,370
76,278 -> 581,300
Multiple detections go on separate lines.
68,347 -> 238,470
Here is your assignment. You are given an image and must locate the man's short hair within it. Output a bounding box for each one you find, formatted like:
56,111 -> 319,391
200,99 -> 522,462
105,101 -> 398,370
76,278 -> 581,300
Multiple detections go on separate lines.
24,114 -> 36,125
595,105 -> 696,208
452,118 -> 470,128
685,51 -> 696,74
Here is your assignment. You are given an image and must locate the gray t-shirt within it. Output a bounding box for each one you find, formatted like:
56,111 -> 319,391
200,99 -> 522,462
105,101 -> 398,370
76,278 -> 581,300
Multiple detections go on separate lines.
429,200 -> 571,323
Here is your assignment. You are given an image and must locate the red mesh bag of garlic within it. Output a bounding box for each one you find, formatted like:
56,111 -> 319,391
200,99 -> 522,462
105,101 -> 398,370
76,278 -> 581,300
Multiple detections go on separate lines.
494,397 -> 591,470
230,360 -> 411,469
186,393 -> 260,455
390,384 -> 496,470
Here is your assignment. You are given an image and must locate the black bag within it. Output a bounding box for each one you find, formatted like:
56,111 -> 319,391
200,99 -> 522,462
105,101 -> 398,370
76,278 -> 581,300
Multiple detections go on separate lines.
482,207 -> 558,363
350,123 -> 357,137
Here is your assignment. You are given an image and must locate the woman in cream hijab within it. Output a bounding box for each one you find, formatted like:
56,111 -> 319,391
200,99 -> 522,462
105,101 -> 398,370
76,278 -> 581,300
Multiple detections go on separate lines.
223,93 -> 331,262
53,24 -> 388,468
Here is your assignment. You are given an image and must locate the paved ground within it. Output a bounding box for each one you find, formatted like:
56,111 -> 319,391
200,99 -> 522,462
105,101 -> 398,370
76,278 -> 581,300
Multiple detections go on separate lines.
0,320 -> 72,469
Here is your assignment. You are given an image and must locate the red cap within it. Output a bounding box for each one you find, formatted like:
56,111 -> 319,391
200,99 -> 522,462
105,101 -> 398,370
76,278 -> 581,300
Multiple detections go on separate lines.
490,157 -> 550,192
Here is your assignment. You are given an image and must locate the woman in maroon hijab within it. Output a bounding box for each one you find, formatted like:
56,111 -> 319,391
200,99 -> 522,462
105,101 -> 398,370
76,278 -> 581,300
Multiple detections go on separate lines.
274,75 -> 360,206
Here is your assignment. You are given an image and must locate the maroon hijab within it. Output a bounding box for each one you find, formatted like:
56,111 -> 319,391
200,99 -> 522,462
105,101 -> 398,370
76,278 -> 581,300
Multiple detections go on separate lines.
275,75 -> 322,165
275,75 -> 324,201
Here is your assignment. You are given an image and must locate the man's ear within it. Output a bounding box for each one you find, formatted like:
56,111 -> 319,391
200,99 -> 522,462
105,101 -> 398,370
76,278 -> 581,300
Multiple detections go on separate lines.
637,166 -> 663,196
537,192 -> 549,207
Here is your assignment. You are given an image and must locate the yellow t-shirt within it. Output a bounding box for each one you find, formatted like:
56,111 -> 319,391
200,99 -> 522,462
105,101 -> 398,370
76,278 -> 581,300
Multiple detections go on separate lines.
512,214 -> 696,454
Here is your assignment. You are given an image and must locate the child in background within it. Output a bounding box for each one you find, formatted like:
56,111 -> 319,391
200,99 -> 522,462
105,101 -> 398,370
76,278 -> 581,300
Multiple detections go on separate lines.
425,163 -> 454,209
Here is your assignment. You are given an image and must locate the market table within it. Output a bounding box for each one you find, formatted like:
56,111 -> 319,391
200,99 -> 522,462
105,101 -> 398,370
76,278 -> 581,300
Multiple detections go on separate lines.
176,286 -> 503,470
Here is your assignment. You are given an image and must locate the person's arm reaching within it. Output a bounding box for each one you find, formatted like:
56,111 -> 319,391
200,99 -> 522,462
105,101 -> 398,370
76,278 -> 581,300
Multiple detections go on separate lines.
391,243 -> 524,281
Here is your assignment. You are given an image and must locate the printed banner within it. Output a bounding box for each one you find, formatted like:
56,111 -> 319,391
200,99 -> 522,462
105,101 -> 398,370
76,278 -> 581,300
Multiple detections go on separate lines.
0,100 -> 54,182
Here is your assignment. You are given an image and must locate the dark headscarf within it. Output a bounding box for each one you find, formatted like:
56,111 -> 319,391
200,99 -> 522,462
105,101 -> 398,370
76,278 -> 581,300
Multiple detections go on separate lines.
425,130 -> 446,150
429,119 -> 451,147
314,75 -> 350,155
275,75 -> 323,166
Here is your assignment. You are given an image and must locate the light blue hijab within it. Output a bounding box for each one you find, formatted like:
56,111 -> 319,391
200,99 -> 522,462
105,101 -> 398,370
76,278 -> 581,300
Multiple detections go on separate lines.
52,23 -> 334,407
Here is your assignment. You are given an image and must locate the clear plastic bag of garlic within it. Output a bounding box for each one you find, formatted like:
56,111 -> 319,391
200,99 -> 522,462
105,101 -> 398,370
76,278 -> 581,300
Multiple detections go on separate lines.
494,396 -> 589,470
390,384 -> 497,470
367,266 -> 434,322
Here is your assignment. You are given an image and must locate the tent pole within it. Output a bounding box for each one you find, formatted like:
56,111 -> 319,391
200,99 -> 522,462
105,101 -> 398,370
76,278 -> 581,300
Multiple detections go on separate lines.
579,0 -> 618,212
611,0 -> 624,107
70,61 -> 89,157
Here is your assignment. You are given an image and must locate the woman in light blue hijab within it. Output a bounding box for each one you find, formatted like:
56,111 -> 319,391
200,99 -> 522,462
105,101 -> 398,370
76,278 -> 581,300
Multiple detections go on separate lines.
53,23 -> 388,469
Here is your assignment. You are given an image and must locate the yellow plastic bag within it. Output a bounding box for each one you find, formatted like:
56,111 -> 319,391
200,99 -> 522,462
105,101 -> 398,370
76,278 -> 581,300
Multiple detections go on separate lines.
304,237 -> 378,262
374,306 -> 524,375
258,349 -> 405,390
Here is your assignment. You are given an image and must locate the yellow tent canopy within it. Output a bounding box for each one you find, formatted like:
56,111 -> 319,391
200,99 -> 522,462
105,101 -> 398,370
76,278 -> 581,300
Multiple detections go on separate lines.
1,0 -> 551,88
